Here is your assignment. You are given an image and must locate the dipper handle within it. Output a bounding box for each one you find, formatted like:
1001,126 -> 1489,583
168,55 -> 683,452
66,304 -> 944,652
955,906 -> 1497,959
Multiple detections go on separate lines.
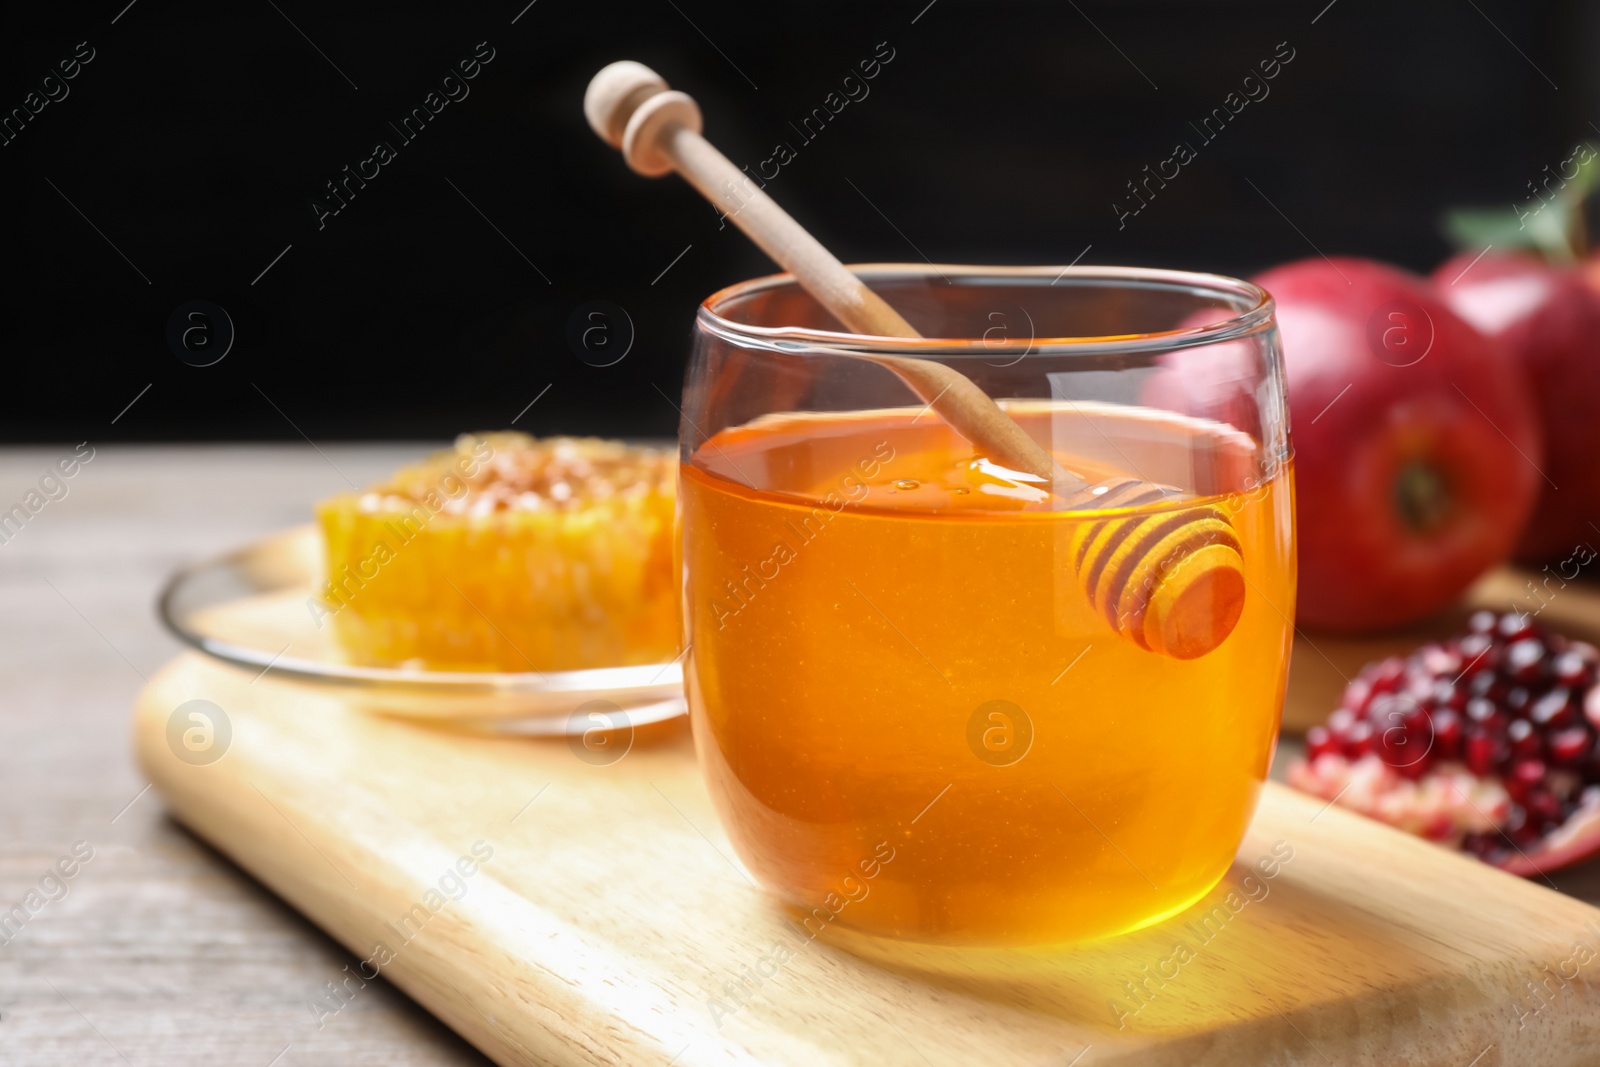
583,60 -> 1069,487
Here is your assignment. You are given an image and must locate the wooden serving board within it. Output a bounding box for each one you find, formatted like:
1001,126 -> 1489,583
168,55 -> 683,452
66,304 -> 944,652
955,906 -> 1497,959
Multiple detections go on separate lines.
134,652 -> 1600,1066
1283,566 -> 1600,734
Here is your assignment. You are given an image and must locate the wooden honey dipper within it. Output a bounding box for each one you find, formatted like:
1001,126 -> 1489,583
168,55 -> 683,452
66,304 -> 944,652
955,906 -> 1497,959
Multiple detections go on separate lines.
584,61 -> 1246,659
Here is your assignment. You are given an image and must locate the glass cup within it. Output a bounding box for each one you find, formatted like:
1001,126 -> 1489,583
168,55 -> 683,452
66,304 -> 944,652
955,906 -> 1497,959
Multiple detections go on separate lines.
677,265 -> 1294,945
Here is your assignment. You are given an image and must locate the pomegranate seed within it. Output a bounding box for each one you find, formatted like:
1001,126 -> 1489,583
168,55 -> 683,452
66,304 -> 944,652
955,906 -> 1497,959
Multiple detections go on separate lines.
1341,677 -> 1374,717
1507,759 -> 1548,804
1554,650 -> 1592,689
1468,672 -> 1507,702
1327,708 -> 1356,738
1504,806 -> 1543,847
1343,721 -> 1376,759
1370,657 -> 1406,694
1527,791 -> 1566,828
1546,726 -> 1593,768
1468,609 -> 1499,636
1430,679 -> 1467,712
1530,689 -> 1577,730
1505,687 -> 1532,718
1462,831 -> 1501,859
1377,721 -> 1423,770
1499,612 -> 1536,642
1306,725 -> 1339,761
1586,688 -> 1600,731
1419,643 -> 1462,677
1466,699 -> 1508,737
1374,694 -> 1413,726
1464,730 -> 1503,776
1505,639 -> 1546,684
1456,633 -> 1498,677
1508,719 -> 1542,761
1369,692 -> 1416,727
1431,708 -> 1462,761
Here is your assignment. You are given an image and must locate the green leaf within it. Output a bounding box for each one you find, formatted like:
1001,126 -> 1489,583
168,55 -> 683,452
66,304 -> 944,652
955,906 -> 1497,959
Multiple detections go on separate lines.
1441,207 -> 1539,252
1442,140 -> 1600,263
1528,200 -> 1577,263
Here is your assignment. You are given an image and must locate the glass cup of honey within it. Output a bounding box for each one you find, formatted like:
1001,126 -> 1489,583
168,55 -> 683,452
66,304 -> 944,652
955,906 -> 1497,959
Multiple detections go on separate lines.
678,265 -> 1294,945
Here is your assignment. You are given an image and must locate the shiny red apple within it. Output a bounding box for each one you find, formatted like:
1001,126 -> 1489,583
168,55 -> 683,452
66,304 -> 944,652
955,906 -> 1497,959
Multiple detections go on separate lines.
1257,257 -> 1541,629
1433,251 -> 1600,564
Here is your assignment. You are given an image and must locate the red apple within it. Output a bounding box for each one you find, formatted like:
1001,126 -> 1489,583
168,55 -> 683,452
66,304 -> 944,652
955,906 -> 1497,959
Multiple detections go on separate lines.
1582,251 -> 1600,296
1433,251 -> 1600,564
1258,257 -> 1541,629
1147,258 -> 1541,630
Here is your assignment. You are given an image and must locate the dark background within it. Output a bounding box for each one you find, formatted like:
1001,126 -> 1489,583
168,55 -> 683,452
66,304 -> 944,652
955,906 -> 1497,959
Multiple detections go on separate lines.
2,0 -> 1595,443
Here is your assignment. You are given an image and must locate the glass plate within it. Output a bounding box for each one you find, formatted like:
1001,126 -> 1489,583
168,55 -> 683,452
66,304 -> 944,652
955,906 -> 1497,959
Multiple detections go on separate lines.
157,525 -> 686,735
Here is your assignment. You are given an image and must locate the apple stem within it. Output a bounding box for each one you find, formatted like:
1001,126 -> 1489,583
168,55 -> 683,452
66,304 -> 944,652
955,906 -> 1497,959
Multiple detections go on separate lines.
1394,461 -> 1453,533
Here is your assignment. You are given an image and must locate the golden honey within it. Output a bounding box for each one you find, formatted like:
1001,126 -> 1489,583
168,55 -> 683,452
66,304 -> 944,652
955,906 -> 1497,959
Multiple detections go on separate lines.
681,404 -> 1293,944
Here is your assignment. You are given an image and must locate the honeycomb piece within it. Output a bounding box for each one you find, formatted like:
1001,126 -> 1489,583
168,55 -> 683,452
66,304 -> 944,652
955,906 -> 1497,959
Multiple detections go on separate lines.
315,433 -> 679,672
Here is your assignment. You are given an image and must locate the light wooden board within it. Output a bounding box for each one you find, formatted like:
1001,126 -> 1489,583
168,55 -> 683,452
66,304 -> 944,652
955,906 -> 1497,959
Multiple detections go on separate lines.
133,651 -> 1600,1066
1283,567 -> 1600,733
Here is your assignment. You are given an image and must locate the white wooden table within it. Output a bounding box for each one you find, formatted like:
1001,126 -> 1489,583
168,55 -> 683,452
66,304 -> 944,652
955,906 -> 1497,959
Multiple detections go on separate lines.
2,444 -> 1597,1065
